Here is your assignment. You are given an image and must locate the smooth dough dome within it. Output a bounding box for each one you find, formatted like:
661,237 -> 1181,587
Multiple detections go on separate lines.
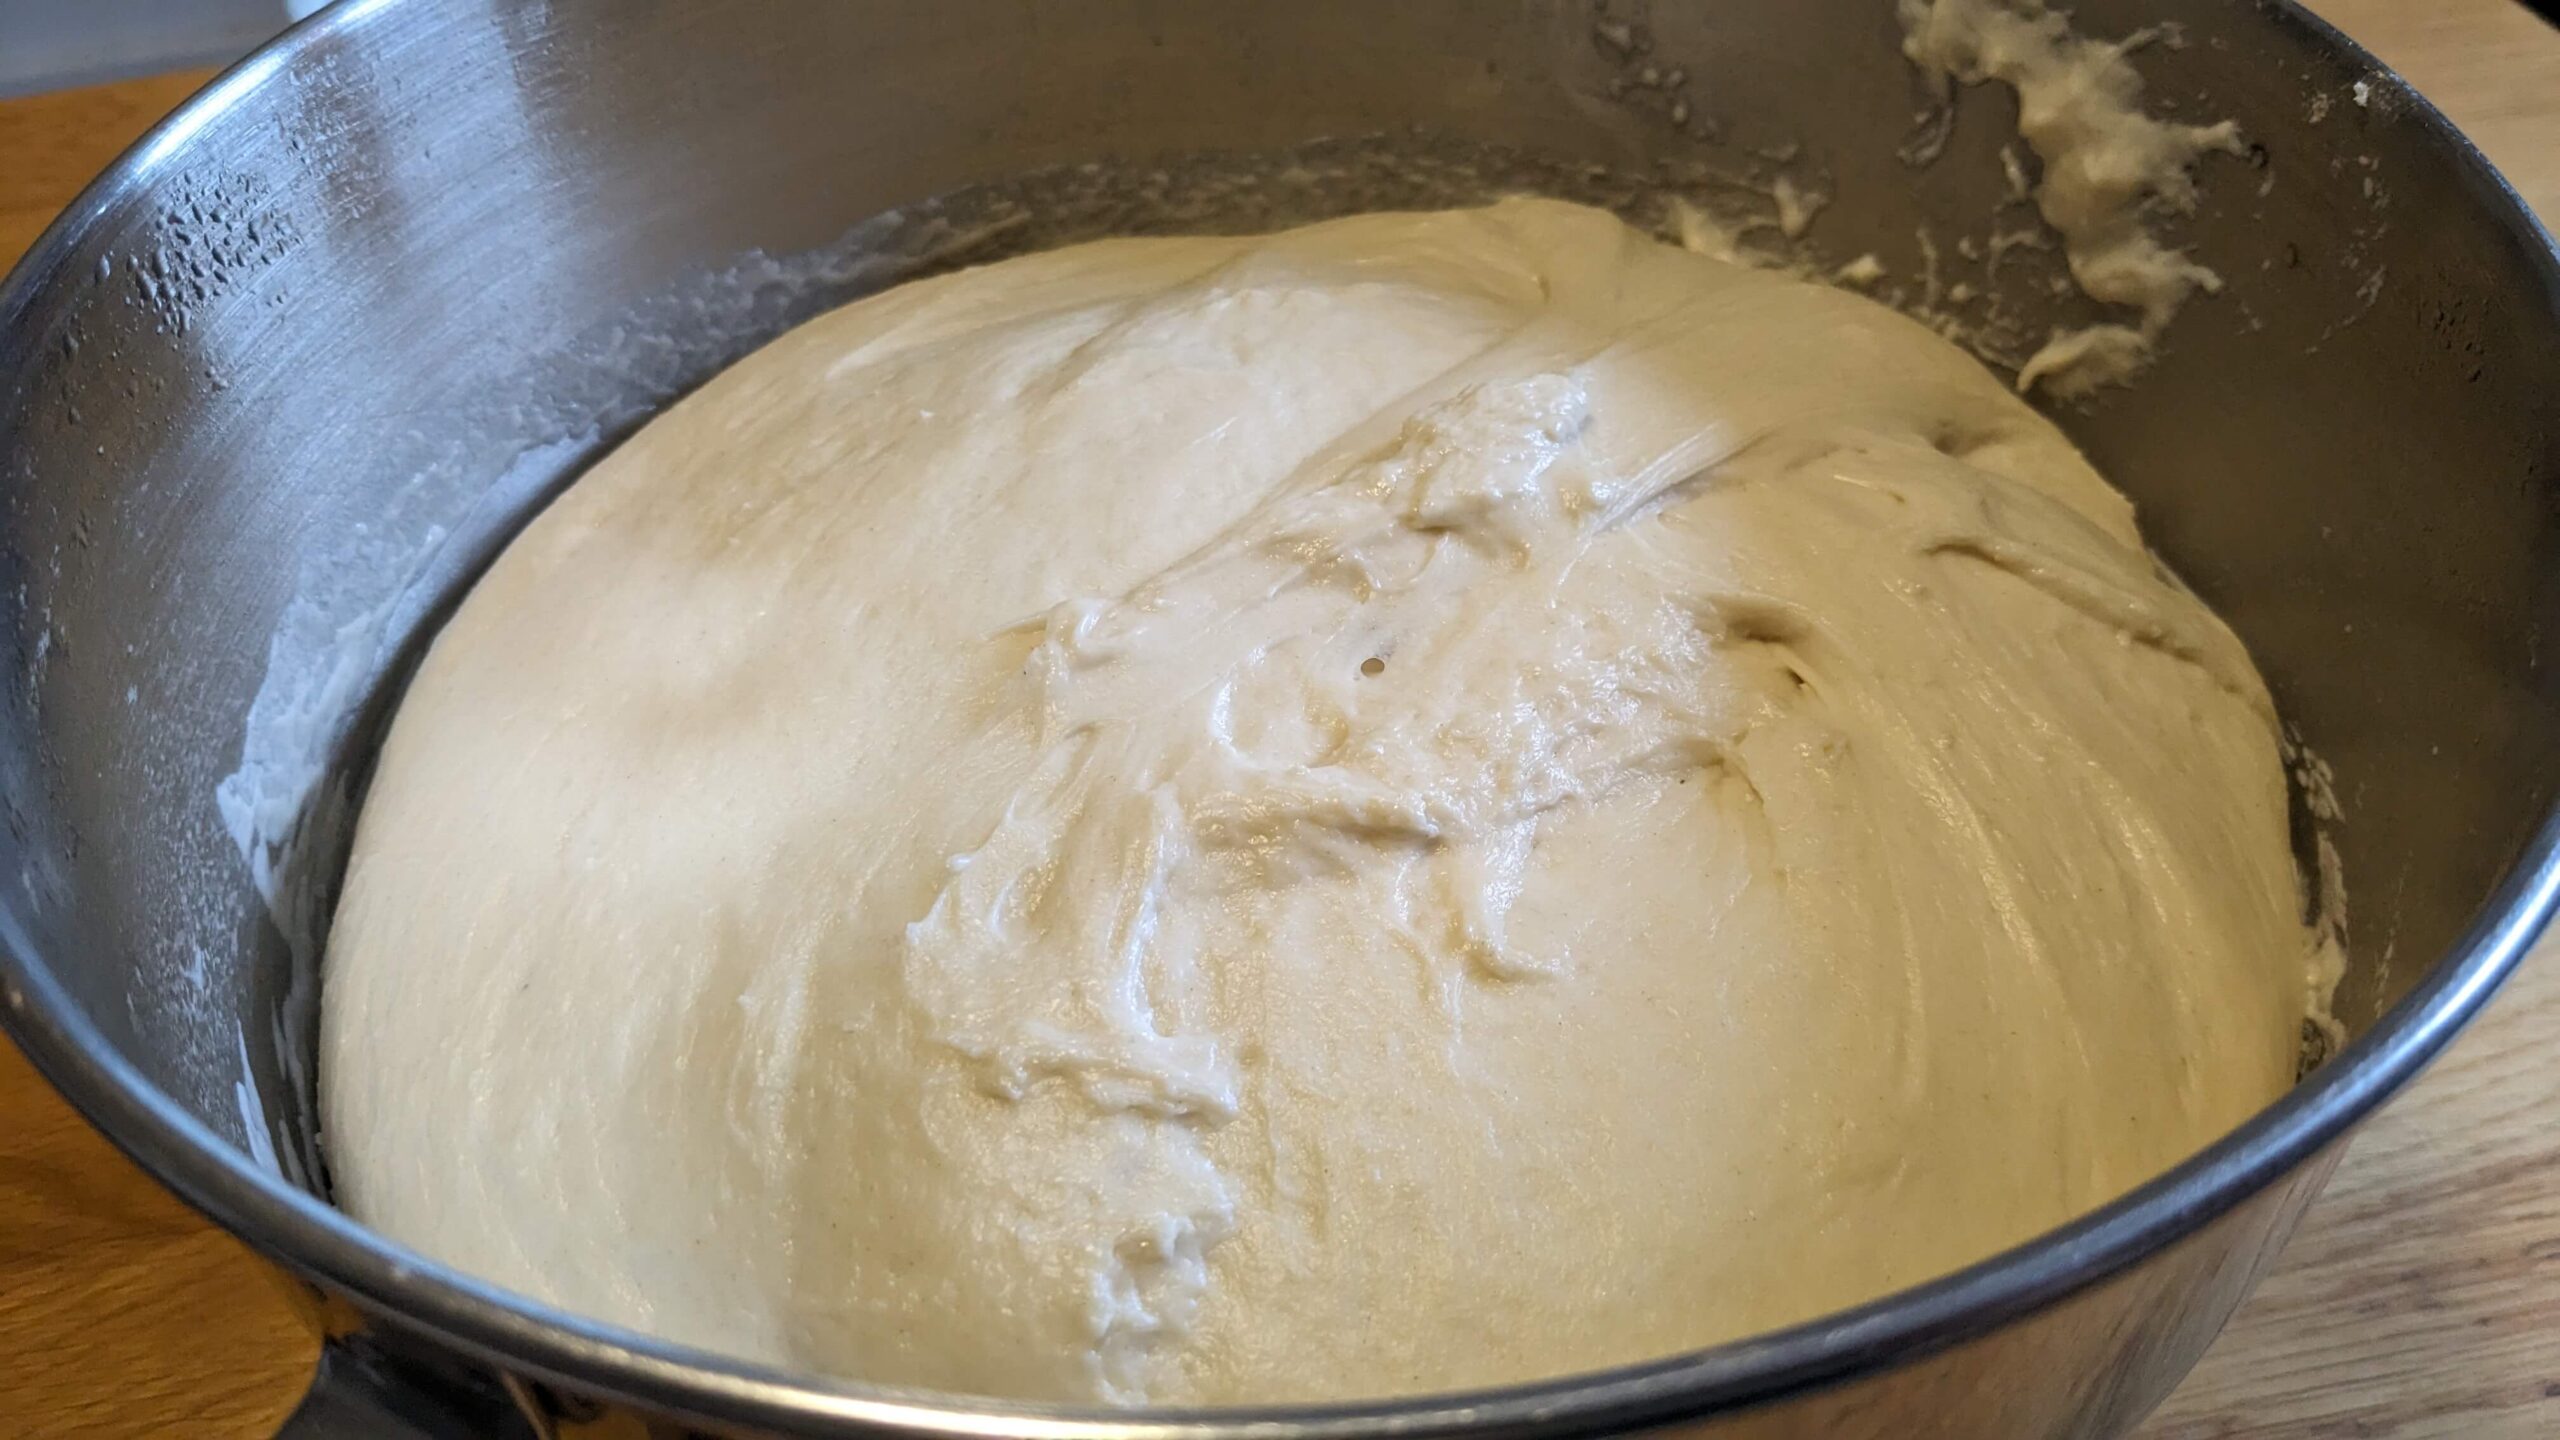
323,199 -> 2310,1406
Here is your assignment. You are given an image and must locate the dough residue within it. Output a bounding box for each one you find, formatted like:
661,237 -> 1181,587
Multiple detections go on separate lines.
323,199 -> 2312,1405
1900,0 -> 2246,396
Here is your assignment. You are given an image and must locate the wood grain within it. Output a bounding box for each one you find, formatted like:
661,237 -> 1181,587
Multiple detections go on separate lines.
0,69 -> 214,273
1,5 -> 2556,1437
0,1044 -> 313,1438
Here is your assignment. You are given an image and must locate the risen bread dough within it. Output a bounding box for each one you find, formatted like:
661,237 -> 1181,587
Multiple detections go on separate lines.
323,199 -> 2310,1405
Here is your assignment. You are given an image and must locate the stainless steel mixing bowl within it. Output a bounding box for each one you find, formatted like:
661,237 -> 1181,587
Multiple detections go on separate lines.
3,1 -> 2556,1435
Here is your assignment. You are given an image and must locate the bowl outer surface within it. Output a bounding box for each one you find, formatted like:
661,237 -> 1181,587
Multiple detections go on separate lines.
2,0 -> 2557,1435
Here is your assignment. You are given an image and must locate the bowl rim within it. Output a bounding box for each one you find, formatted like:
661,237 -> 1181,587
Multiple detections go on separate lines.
4,0 -> 2558,1434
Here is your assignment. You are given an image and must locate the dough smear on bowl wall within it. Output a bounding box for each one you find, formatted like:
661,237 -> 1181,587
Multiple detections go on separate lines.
320,198 -> 2323,1405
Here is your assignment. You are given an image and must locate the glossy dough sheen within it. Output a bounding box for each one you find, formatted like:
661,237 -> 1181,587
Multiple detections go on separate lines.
323,200 -> 2310,1406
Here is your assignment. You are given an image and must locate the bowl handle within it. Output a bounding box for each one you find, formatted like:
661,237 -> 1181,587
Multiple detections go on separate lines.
276,1336 -> 542,1440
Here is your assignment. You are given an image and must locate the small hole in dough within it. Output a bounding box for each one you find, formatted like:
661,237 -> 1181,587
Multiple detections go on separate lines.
1928,420 -> 1999,459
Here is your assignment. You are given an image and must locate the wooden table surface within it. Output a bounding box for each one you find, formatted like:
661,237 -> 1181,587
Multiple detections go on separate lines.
3,5 -> 2556,1437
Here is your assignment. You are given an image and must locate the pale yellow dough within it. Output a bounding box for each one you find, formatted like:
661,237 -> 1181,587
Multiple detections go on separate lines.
323,199 -> 2310,1405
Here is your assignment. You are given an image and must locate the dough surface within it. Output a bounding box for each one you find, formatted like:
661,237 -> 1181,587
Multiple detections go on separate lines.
323,199 -> 2310,1405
